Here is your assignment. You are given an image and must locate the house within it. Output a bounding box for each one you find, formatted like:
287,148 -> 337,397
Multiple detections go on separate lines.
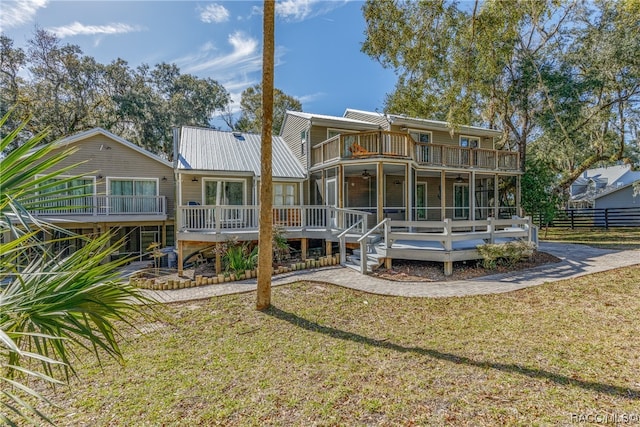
174,126 -> 311,273
25,128 -> 175,261
280,109 -> 522,229
175,110 -> 533,276
569,164 -> 640,209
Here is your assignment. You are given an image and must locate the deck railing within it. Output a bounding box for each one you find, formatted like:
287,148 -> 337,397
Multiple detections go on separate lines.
178,205 -> 370,234
33,195 -> 167,216
310,130 -> 519,171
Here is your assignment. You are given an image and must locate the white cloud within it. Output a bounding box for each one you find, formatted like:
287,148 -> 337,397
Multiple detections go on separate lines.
183,31 -> 260,74
48,22 -> 143,38
275,0 -> 348,22
0,0 -> 48,30
199,3 -> 230,23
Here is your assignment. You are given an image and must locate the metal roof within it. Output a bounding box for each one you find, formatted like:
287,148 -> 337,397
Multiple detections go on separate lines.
176,126 -> 306,179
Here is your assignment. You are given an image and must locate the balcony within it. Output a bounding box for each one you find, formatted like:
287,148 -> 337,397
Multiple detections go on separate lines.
31,195 -> 167,220
311,131 -> 519,171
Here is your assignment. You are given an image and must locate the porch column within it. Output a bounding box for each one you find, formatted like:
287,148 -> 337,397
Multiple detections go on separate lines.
338,164 -> 344,209
377,162 -> 384,223
161,221 -> 167,247
516,174 -> 522,217
301,238 -> 308,260
440,170 -> 446,220
494,175 -> 499,218
406,166 -> 411,221
470,171 -> 476,222
325,240 -> 332,257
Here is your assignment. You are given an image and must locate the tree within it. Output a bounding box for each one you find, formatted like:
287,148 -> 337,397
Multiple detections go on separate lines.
0,113 -> 150,424
0,30 -> 231,158
235,84 -> 302,134
257,0 -> 275,311
362,0 -> 639,192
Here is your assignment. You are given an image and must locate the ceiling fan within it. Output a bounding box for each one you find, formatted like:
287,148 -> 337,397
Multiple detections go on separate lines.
362,169 -> 371,179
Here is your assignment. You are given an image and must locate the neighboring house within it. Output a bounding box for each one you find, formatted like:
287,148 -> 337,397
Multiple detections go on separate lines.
25,128 -> 175,261
280,108 -> 521,228
569,164 -> 640,209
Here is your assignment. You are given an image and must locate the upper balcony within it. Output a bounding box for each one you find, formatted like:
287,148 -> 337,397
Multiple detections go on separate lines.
30,195 -> 167,222
310,131 -> 519,172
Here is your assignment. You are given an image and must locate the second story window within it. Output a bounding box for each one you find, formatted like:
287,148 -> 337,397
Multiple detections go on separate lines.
460,136 -> 480,148
300,130 -> 307,155
409,130 -> 431,144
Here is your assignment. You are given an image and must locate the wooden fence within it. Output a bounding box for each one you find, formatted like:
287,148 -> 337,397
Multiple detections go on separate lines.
534,207 -> 640,228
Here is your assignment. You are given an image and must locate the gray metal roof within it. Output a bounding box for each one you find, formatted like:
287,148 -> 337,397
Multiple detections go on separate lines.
177,126 -> 306,179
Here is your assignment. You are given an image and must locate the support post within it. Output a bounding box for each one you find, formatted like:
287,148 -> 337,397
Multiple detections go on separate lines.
301,238 -> 308,260
325,240 -> 332,257
215,243 -> 222,274
177,241 -> 184,276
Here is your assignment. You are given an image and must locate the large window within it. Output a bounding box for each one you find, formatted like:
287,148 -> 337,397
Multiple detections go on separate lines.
204,179 -> 245,205
454,183 -> 469,219
109,178 -> 158,213
38,176 -> 95,214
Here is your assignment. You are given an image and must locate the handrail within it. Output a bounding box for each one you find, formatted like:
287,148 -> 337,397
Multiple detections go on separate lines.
357,218 -> 389,243
338,219 -> 364,264
355,218 -> 390,274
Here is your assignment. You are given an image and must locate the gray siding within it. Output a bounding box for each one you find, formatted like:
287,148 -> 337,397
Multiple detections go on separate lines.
594,186 -> 640,209
344,110 -> 389,129
280,114 -> 310,168
41,134 -> 176,217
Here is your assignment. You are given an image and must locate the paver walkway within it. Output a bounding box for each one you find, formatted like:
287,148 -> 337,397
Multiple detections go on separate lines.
140,242 -> 639,303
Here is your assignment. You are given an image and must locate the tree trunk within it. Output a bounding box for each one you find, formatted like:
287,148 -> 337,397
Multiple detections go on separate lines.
257,0 -> 275,311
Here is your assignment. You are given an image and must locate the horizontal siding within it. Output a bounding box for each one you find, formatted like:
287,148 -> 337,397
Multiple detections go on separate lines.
39,134 -> 175,217
280,114 -> 309,168
344,110 -> 389,129
389,124 -> 494,149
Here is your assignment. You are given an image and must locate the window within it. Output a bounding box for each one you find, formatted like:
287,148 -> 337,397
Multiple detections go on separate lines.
410,130 -> 432,162
274,183 -> 297,206
454,183 -> 469,219
204,179 -> 245,205
38,176 -> 95,214
109,178 -> 158,213
409,130 -> 431,144
460,136 -> 480,148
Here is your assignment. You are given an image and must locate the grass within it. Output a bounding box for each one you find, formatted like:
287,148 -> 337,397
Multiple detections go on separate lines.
38,265 -> 640,426
540,227 -> 640,250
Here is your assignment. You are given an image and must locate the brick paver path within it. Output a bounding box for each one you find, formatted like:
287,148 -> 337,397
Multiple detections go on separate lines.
141,242 -> 640,303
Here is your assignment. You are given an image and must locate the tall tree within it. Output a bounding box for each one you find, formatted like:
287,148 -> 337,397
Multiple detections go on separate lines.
235,84 -> 302,134
363,0 -> 639,193
0,30 -> 231,157
257,0 -> 275,311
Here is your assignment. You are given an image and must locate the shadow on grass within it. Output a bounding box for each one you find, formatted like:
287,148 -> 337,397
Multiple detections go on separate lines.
266,306 -> 639,400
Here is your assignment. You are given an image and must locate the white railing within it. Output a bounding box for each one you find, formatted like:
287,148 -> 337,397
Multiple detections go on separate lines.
33,195 -> 166,216
178,205 -> 370,234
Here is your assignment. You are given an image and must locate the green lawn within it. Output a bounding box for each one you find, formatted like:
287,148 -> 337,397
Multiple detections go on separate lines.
541,227 -> 640,250
42,265 -> 640,426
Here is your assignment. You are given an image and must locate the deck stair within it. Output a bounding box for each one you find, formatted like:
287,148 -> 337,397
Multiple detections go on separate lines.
344,235 -> 384,272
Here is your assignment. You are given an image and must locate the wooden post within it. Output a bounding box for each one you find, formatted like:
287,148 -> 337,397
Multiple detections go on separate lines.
177,241 -> 184,276
215,242 -> 222,274
325,240 -> 332,257
299,238 -> 307,260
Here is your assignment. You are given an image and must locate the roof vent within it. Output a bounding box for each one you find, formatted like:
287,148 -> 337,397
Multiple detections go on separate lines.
232,132 -> 245,141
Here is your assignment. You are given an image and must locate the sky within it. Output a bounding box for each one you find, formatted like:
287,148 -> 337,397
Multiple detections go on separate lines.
0,0 -> 398,128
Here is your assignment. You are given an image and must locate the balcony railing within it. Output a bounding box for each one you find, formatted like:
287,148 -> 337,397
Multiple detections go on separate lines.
178,205 -> 370,234
310,131 -> 519,171
32,195 -> 167,216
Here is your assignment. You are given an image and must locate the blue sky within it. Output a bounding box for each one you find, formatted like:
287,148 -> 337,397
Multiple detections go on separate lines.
1,0 -> 397,128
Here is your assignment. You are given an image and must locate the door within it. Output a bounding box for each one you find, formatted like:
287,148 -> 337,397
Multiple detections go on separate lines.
416,182 -> 427,220
454,183 -> 470,219
325,178 -> 337,227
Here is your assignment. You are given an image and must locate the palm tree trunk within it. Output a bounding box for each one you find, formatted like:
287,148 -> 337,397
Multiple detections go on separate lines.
257,0 -> 275,310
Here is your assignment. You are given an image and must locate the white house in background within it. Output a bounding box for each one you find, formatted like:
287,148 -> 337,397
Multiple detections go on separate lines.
569,164 -> 640,209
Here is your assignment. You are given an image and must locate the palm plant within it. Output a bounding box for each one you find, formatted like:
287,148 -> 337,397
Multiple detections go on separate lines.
0,113 -> 151,425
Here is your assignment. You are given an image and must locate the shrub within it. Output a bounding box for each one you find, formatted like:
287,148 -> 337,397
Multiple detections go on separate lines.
477,240 -> 535,269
